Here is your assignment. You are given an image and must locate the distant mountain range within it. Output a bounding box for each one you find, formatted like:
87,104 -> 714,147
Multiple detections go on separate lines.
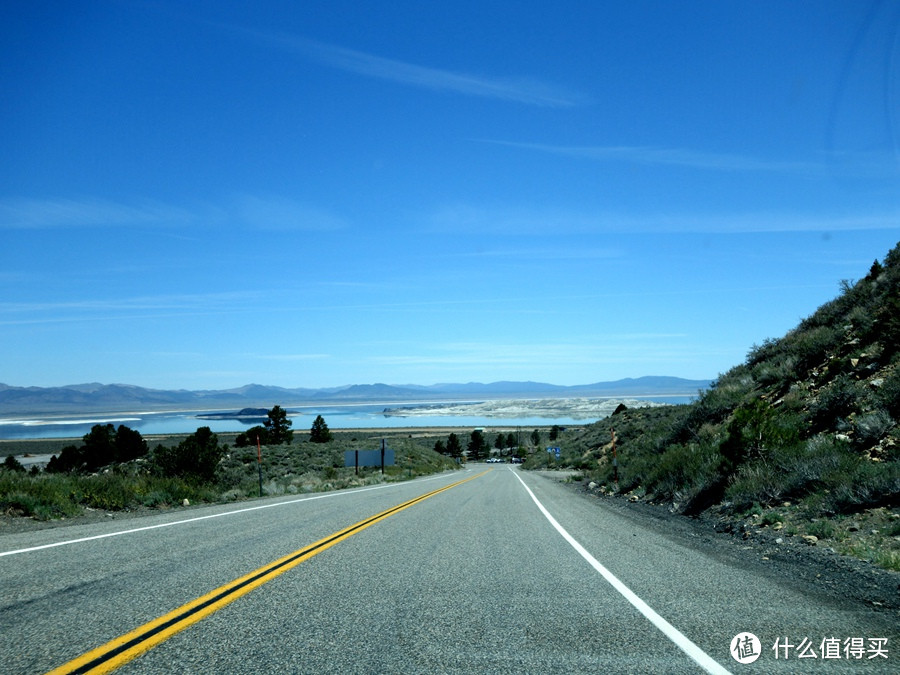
0,377 -> 711,415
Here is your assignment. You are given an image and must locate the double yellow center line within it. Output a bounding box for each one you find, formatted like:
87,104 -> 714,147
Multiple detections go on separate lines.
47,471 -> 488,675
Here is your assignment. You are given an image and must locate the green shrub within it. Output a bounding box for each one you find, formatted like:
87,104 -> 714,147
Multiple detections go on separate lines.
747,337 -> 782,367
720,399 -> 803,469
809,374 -> 863,431
846,303 -> 875,337
876,293 -> 900,361
80,474 -> 133,510
645,442 -> 722,503
824,460 -> 900,514
787,324 -> 842,371
854,411 -> 894,448
726,463 -> 789,511
0,473 -> 82,519
726,435 -> 859,510
807,519 -> 836,539
3,455 -> 26,473
874,368 -> 900,418
760,511 -> 783,526
689,371 -> 755,426
751,353 -> 798,388
236,425 -> 268,448
152,427 -> 224,482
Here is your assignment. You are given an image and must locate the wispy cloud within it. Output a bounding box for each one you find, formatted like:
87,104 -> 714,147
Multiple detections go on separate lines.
0,197 -> 199,230
0,195 -> 348,232
0,291 -> 265,326
481,140 -> 824,174
227,26 -> 583,108
250,353 -> 330,362
461,246 -> 624,260
233,195 -> 347,231
427,203 -> 900,235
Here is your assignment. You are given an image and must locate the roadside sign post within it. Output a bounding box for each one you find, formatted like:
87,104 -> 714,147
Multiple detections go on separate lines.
547,446 -> 560,467
344,447 -> 395,471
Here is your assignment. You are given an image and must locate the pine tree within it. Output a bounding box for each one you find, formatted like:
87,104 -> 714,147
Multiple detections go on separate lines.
310,414 -> 333,443
264,405 -> 293,445
468,429 -> 486,460
446,433 -> 462,458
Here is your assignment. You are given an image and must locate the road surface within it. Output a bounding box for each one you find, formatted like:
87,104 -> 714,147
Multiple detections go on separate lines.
0,467 -> 896,673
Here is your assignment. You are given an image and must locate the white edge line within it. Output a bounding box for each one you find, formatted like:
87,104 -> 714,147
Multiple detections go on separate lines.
0,472 -> 453,558
511,469 -> 732,675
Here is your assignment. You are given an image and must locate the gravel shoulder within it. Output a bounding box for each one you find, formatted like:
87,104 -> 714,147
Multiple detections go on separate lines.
531,469 -> 900,616
0,503 -> 198,536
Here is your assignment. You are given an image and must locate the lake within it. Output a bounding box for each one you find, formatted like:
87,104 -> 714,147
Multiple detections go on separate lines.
0,397 -> 694,440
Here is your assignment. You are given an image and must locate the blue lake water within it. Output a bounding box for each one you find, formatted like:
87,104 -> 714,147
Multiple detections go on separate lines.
0,397 -> 694,440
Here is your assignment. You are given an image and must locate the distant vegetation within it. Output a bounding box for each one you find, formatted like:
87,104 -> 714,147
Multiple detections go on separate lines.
234,405 -> 294,447
528,242 -> 900,570
0,411 -> 462,521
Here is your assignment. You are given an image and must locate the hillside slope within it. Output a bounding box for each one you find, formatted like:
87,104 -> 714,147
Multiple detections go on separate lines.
556,241 -> 900,568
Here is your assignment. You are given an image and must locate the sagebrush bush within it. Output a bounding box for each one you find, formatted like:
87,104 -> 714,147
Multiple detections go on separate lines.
79,473 -> 133,510
0,473 -> 83,519
751,353 -> 798,388
823,460 -> 900,514
809,374 -> 864,430
855,411 -> 894,448
874,368 -> 900,417
786,324 -> 843,372
726,462 -> 789,511
645,441 -> 722,503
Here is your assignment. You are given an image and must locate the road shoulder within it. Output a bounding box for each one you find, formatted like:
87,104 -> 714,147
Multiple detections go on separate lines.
529,469 -> 900,615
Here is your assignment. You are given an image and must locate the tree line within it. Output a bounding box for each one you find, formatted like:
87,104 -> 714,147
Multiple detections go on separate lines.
38,406 -> 335,480
432,427 -> 557,461
45,422 -> 225,482
234,408 -> 332,446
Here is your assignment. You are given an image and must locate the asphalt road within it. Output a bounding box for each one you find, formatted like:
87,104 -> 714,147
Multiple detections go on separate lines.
0,467 -> 896,674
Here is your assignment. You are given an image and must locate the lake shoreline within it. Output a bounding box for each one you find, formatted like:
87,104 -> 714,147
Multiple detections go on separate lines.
0,395 -> 693,441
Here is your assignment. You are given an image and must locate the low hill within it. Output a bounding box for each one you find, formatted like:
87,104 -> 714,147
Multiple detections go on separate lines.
555,241 -> 900,569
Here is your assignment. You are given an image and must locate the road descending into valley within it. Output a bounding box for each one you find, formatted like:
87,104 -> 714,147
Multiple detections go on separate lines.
1,467 -> 896,673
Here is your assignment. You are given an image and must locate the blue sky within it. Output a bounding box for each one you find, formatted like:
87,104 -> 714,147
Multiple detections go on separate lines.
2,0 -> 899,390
